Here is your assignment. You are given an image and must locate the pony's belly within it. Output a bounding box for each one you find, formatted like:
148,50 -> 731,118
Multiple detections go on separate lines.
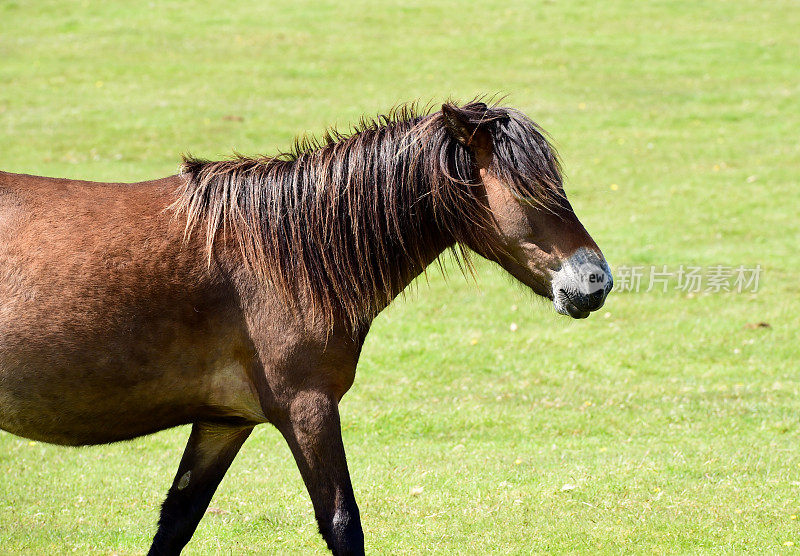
0,334 -> 267,446
0,388 -> 194,446
0,355 -> 196,445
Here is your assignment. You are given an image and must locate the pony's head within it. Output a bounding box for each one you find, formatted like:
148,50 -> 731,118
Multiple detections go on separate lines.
437,102 -> 612,318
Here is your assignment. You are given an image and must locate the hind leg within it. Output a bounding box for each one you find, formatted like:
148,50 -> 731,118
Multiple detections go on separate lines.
148,422 -> 253,556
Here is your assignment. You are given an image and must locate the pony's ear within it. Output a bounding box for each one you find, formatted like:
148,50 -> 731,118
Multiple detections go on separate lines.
442,104 -> 481,147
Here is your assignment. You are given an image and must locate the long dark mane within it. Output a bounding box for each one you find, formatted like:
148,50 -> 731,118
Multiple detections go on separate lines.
173,100 -> 564,329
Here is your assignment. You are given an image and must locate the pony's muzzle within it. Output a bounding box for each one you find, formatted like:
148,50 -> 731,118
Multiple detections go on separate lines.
551,247 -> 613,319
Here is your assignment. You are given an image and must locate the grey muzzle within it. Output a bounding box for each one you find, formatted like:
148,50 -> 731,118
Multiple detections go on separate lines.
551,247 -> 613,319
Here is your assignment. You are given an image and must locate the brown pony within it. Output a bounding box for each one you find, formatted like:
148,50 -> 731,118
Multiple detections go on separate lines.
0,101 -> 611,555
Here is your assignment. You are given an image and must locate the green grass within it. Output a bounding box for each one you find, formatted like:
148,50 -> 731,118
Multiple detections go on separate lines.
2,0 -> 799,553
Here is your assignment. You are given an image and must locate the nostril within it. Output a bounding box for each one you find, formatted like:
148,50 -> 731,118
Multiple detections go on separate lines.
586,289 -> 605,307
573,289 -> 606,312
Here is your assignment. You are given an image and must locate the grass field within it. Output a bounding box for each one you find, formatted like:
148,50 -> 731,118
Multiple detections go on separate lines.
1,0 -> 799,553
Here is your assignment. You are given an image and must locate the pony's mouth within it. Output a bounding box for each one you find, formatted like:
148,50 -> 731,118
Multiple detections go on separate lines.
554,289 -> 591,319
563,301 -> 590,319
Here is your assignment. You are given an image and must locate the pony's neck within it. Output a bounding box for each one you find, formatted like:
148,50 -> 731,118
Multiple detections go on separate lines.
354,138 -> 456,319
176,115 -> 474,331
